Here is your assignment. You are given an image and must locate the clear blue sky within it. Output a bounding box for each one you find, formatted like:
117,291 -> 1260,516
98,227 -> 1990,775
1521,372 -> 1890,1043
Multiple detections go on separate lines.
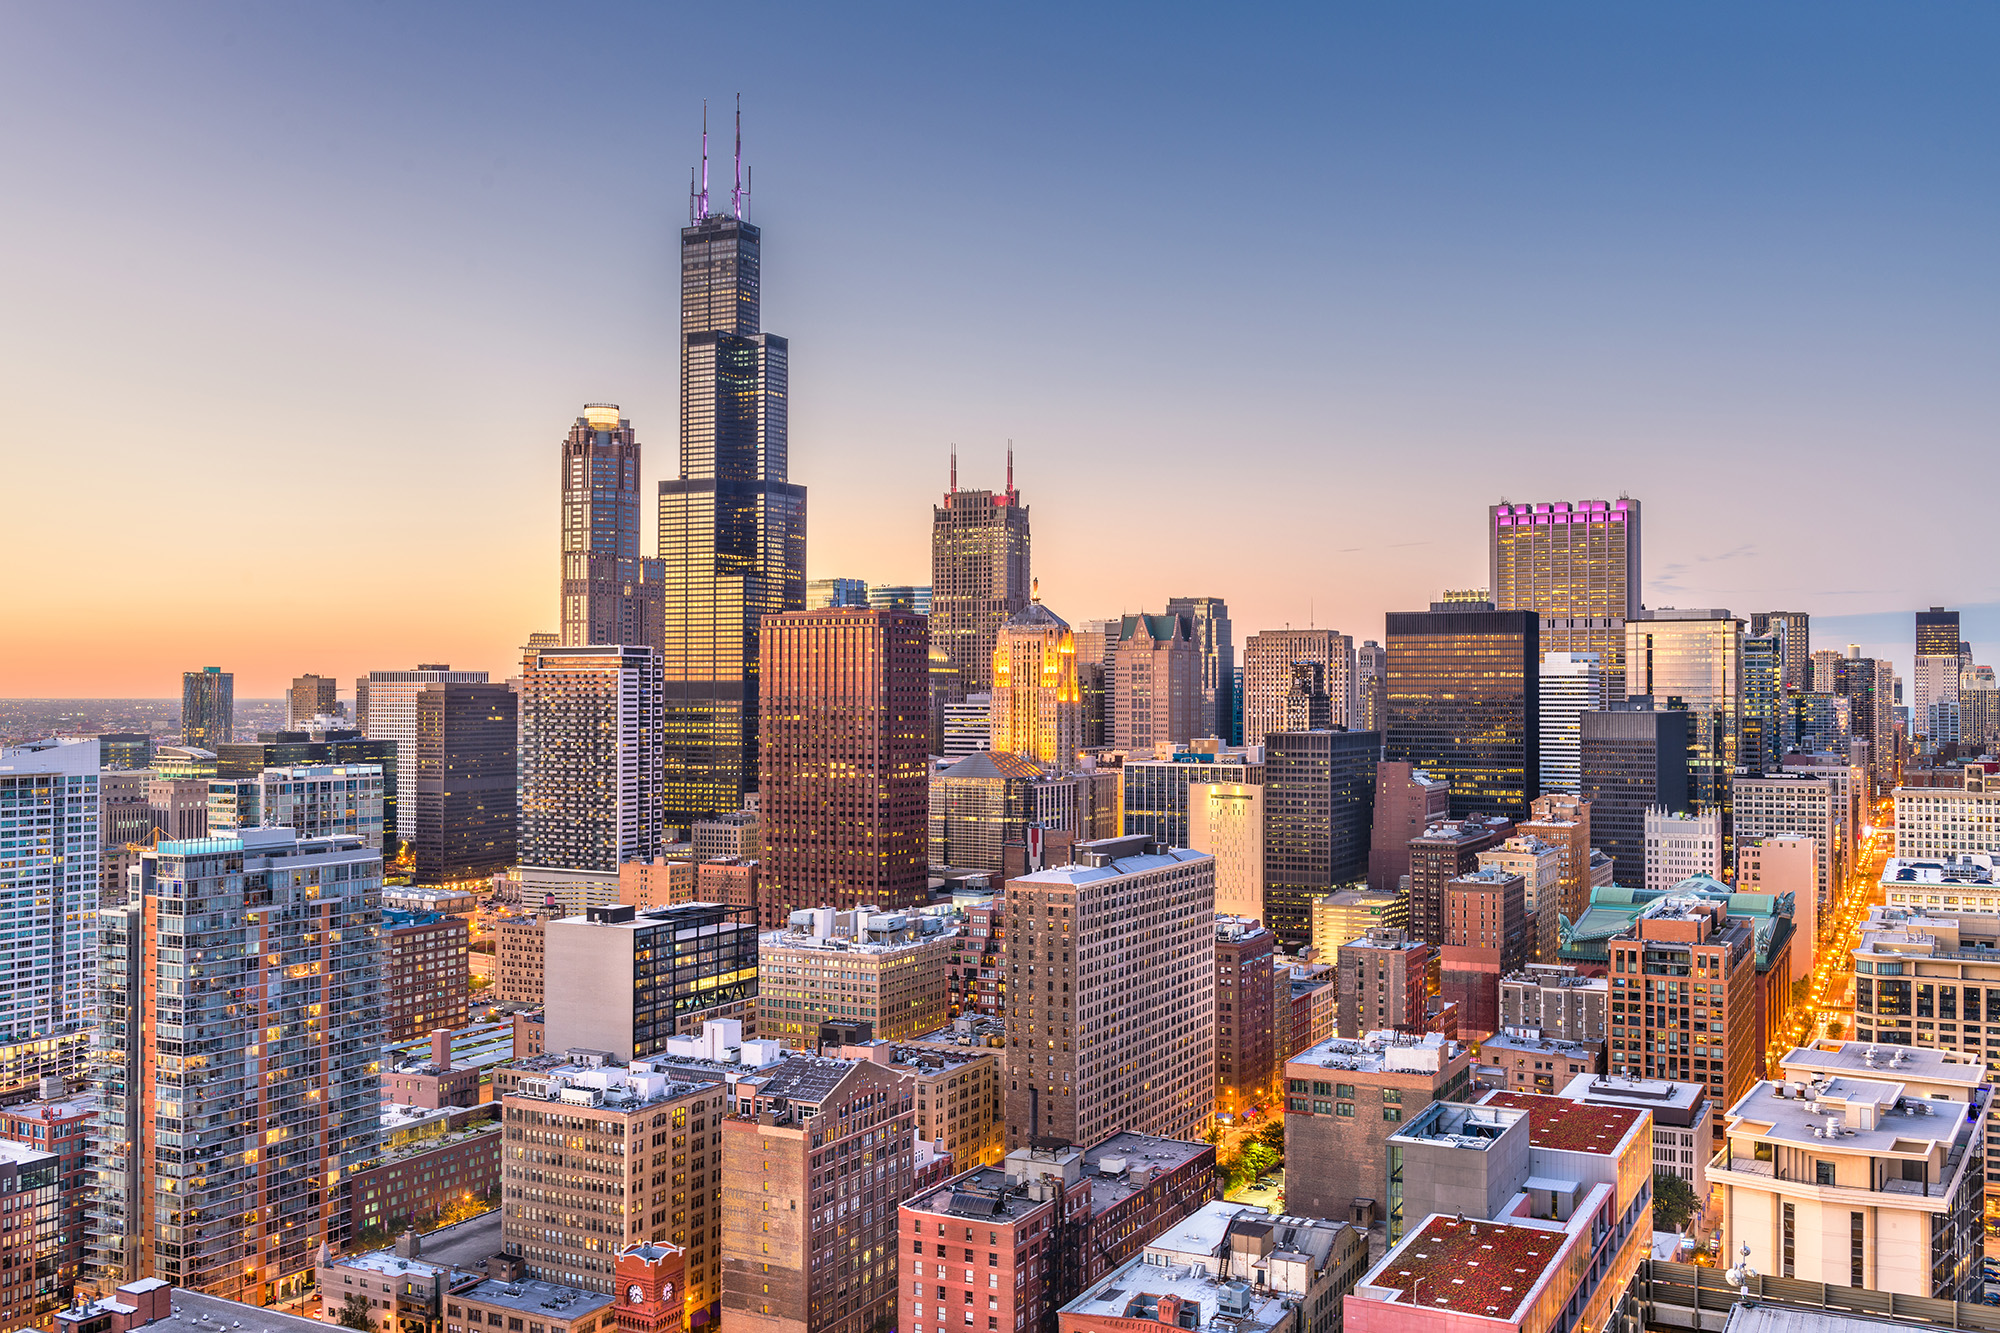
3,2 -> 1995,694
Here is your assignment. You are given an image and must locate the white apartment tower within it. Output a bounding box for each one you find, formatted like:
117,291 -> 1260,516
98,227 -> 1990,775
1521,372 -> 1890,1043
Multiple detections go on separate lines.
1644,806 -> 1724,892
1538,651 -> 1608,793
0,739 -> 100,1051
518,644 -> 663,874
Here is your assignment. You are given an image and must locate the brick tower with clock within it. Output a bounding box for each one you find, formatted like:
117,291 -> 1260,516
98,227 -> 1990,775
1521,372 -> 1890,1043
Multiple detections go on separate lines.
613,1243 -> 687,1333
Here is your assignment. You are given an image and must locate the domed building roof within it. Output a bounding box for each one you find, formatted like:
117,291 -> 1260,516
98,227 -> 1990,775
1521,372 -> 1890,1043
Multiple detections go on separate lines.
1002,580 -> 1068,631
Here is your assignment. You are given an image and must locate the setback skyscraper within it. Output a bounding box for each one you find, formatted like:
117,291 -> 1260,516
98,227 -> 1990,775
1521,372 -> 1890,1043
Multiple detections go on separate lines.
1489,498 -> 1640,692
179,666 -> 232,747
1384,607 -> 1540,819
1165,595 -> 1235,740
560,405 -> 663,653
988,589 -> 1084,770
659,134 -> 805,823
285,673 -> 338,727
1242,629 -> 1356,744
930,449 -> 1030,700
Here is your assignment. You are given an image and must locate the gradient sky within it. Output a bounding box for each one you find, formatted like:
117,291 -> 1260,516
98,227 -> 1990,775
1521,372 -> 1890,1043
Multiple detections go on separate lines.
3,3 -> 1996,698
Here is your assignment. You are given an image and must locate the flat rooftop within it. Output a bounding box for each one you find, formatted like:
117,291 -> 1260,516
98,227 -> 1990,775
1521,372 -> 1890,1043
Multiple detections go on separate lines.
1725,1078 -> 1976,1157
1083,1133 -> 1213,1214
1557,1073 -> 1708,1117
1881,856 -> 1999,888
906,1164 -> 1052,1223
1478,1033 -> 1600,1060
0,1139 -> 56,1166
1779,1041 -> 1985,1087
450,1275 -> 612,1320
1364,1214 -> 1568,1320
1061,1253 -> 1290,1333
1290,1031 -> 1461,1076
1478,1091 -> 1643,1154
0,1092 -> 96,1121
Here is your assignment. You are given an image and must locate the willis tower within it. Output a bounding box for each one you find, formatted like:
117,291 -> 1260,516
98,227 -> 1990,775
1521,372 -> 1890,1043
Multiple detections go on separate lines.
660,104 -> 806,823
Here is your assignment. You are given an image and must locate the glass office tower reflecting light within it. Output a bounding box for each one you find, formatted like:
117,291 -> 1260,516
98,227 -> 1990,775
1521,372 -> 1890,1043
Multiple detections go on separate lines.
1624,609 -> 1743,836
1489,498 -> 1640,694
658,184 -> 806,824
1384,608 -> 1540,820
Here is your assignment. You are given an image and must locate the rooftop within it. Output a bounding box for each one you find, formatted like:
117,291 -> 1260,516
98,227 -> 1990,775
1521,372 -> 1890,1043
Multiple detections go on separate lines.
1778,1040 -> 1985,1088
1881,855 -> 1999,888
1010,845 -> 1212,886
1478,1091 -> 1643,1154
0,1139 -> 57,1167
1478,1032 -> 1600,1061
1360,1214 -> 1569,1320
1289,1030 -> 1462,1076
1723,1076 -> 1978,1159
0,1091 -> 96,1122
63,1288 -> 329,1333
1556,1073 -> 1709,1116
449,1275 -> 611,1320
1060,1253 -> 1290,1333
505,1060 -> 720,1112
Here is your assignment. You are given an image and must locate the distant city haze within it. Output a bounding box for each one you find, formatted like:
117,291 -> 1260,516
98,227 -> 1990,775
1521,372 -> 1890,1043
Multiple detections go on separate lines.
2,4 -> 1995,696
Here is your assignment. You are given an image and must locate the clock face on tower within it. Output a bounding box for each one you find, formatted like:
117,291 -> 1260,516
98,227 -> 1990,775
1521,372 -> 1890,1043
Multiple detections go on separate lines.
628,1286 -> 644,1305
662,1284 -> 674,1302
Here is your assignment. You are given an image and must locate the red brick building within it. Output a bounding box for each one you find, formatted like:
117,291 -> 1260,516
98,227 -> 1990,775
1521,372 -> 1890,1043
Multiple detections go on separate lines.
1440,869 -> 1529,1040
1366,762 -> 1452,894
385,910 -> 470,1042
696,859 -> 760,917
1215,918 -> 1277,1119
899,1133 -> 1217,1333
383,1030 -> 482,1109
0,1089 -> 92,1304
1335,928 -> 1430,1039
758,609 -> 931,921
1406,817 -> 1512,947
347,1107 -> 501,1244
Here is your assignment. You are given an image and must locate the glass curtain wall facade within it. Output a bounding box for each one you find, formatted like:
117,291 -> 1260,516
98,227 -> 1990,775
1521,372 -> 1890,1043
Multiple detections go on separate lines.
1383,609 -> 1540,820
1740,633 -> 1783,776
659,212 -> 805,824
1624,611 -> 1743,834
179,668 -> 233,748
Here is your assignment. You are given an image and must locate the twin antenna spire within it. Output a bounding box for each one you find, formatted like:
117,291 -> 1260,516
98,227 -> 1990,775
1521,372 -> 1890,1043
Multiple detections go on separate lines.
689,96 -> 751,225
946,441 -> 1018,498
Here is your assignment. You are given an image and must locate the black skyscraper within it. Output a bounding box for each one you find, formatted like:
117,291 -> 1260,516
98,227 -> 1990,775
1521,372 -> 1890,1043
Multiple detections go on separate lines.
1581,706 -> 1691,886
1263,729 -> 1380,948
1384,609 -> 1540,820
658,112 -> 806,823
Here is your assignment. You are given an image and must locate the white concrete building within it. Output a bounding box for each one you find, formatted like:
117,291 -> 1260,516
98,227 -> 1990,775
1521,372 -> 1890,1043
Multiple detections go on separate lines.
1645,806 -> 1724,892
1538,651 -> 1608,794
0,738 -> 100,1048
1895,774 -> 2000,860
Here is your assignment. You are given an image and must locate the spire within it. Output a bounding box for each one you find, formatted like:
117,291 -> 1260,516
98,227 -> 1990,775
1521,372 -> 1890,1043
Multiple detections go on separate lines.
1006,439 -> 1015,499
732,93 -> 743,219
1031,577 -> 1040,604
697,100 -> 710,220
950,443 -> 957,494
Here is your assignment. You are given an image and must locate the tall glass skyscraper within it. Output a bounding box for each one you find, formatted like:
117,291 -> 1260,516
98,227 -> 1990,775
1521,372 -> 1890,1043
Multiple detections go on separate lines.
179,666 -> 233,748
658,184 -> 806,823
1384,608 -> 1540,820
1623,609 -> 1743,836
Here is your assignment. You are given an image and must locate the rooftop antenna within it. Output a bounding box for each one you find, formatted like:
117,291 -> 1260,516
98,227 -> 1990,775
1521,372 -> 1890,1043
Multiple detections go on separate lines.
697,100 -> 711,220
950,444 -> 957,494
732,93 -> 743,219
745,164 -> 753,222
1007,439 -> 1015,498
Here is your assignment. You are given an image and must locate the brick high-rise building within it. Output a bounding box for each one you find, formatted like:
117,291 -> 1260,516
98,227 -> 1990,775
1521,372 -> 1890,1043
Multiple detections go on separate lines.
1516,793 -> 1592,928
499,1057 -> 726,1315
931,453 -> 1029,701
760,609 -> 930,918
496,915 -> 547,1005
0,1089 -> 91,1312
1606,897 -> 1758,1133
1498,965 -> 1607,1042
1336,928 -> 1430,1038
1440,868 -> 1528,1040
91,828 -> 384,1303
1215,917 -> 1277,1119
720,1056 -> 914,1333
900,1134 -> 1218,1333
286,673 -> 339,728
1283,1032 -> 1471,1223
1113,614 -> 1201,753
1366,761 -> 1452,894
1384,609 -> 1539,820
1406,816 -> 1511,947
1165,597 -> 1235,742
1242,630 -> 1356,745
1003,837 -> 1217,1148
1477,834 -> 1563,964
383,909 -> 470,1043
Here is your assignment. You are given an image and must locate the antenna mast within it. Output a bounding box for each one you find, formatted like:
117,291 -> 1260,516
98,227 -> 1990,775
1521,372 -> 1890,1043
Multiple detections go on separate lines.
950,444 -> 957,494
732,93 -> 743,219
1006,439 -> 1015,498
697,100 -> 710,219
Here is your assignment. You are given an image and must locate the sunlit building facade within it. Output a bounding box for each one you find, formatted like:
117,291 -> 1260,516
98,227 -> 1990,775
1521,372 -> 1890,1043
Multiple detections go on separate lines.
931,458 -> 1029,701
559,404 -> 662,653
1624,609 -> 1743,831
179,667 -> 233,748
1243,629 -> 1356,746
1384,608 -> 1539,820
659,209 -> 805,822
989,595 -> 1083,770
1489,498 -> 1640,693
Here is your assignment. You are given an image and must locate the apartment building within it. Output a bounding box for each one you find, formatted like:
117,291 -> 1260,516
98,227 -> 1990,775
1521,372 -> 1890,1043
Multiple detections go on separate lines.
496,915 -> 548,1006
1335,929 -> 1430,1039
1517,793 -> 1593,928
1283,1032 -> 1472,1223
756,907 -> 957,1048
901,1134 -> 1218,1333
1478,835 -> 1562,964
1003,837 -> 1217,1148
1216,918 -> 1278,1119
1498,966 -> 1608,1043
0,1088 -> 93,1306
1711,1047 -> 1985,1300
383,909 -> 470,1043
1896,774 -> 2000,859
874,1040 -> 1004,1169
718,1056 -> 915,1333
1474,1033 -> 1601,1094
1606,896 -> 1759,1132
499,1056 -> 726,1322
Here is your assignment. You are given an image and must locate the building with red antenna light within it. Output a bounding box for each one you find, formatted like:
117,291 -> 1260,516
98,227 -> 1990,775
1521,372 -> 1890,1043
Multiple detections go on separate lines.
931,445 -> 1031,700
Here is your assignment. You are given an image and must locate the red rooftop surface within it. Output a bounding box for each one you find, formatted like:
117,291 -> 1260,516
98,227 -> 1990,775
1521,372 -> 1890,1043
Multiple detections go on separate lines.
1372,1215 -> 1564,1319
1480,1090 -> 1641,1154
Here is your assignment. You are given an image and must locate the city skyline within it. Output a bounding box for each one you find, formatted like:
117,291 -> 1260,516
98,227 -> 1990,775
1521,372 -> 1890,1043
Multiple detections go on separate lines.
5,5 -> 1998,699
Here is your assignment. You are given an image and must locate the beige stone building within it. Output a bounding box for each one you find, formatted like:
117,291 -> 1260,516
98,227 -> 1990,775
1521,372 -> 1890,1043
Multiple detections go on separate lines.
756,907 -> 956,1049
839,1038 -> 1004,1169
500,1056 -> 727,1324
1309,889 -> 1407,965
1188,781 -> 1265,920
1477,834 -> 1564,963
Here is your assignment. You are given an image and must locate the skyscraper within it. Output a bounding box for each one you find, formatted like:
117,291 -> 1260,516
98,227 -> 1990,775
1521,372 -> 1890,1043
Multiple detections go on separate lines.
1749,612 -> 1811,691
988,590 -> 1083,770
1580,707 -> 1691,885
1354,639 -> 1387,734
1165,596 -> 1234,740
518,644 -> 664,874
1537,651 -> 1607,794
1738,632 -> 1783,775
930,450 -> 1030,700
286,673 -> 338,727
759,608 -> 930,917
804,576 -> 867,610
1282,661 -> 1334,730
358,664 -> 488,852
1113,612 -> 1201,752
560,405 -> 663,653
658,137 -> 806,823
0,739 -> 99,1058
1623,609 -> 1743,828
1242,629 -> 1355,745
413,681 -> 519,886
1488,498 -> 1640,692
1915,607 -> 1964,742
1262,729 -> 1379,946
179,666 -> 232,747
92,827 -> 383,1302
1384,608 -> 1540,819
